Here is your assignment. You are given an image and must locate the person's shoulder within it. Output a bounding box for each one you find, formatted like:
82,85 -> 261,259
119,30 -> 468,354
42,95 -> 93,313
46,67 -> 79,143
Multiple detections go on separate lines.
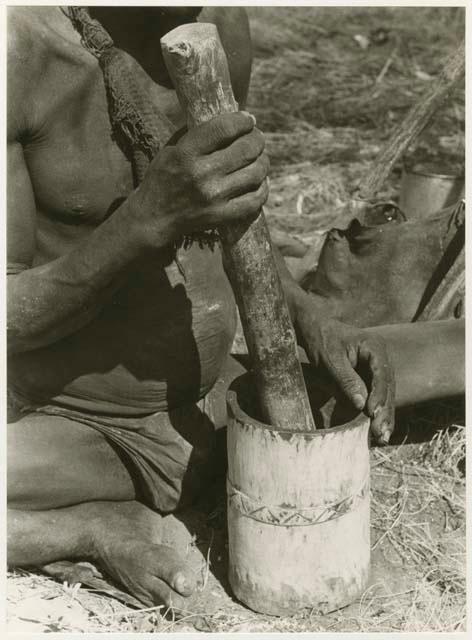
8,7 -> 52,65
7,7 -> 87,140
198,6 -> 249,35
198,7 -> 251,106
199,6 -> 248,22
8,8 -> 56,132
8,6 -> 85,73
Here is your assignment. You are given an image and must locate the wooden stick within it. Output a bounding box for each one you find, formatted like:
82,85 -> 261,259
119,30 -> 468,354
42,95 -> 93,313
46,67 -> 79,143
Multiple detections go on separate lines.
356,40 -> 464,202
161,23 -> 316,432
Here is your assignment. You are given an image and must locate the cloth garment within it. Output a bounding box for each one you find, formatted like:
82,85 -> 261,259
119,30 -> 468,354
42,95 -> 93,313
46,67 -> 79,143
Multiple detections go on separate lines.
8,356 -> 246,513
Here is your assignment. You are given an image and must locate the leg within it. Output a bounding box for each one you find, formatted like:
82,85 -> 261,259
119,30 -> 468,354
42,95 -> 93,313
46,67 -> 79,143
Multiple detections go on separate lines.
8,501 -> 196,608
8,412 -> 196,608
8,412 -> 137,509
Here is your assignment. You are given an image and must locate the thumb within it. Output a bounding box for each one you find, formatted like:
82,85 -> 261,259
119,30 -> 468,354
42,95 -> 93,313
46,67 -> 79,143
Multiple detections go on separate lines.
326,350 -> 368,411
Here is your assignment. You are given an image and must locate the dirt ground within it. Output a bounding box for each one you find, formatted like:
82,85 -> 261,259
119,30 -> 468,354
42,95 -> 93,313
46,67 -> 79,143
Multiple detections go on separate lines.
7,5 -> 465,634
7,415 -> 466,633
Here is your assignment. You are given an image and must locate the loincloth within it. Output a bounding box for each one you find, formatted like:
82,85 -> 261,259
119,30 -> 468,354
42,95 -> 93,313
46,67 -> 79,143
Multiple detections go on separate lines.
8,356 -> 246,514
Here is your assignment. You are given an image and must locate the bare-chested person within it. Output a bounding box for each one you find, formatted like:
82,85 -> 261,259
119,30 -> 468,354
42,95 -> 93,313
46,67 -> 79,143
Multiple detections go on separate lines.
7,6 -> 396,609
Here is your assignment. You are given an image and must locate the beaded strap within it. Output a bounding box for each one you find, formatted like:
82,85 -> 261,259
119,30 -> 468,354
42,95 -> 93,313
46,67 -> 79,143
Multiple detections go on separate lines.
65,6 -> 220,251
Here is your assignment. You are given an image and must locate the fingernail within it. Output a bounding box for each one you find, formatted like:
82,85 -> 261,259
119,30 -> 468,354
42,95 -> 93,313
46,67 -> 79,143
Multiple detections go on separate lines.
379,430 -> 392,445
353,393 -> 365,409
240,110 -> 257,126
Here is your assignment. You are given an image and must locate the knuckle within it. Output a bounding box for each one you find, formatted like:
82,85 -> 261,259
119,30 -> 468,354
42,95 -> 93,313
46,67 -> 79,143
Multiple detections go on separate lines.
254,166 -> 266,185
345,382 -> 362,397
256,181 -> 269,206
189,158 -> 208,183
197,183 -> 211,204
171,146 -> 192,174
243,195 -> 261,218
358,336 -> 372,351
213,113 -> 239,139
234,110 -> 254,131
252,128 -> 266,152
347,343 -> 357,363
256,154 -> 270,180
245,130 -> 265,158
198,180 -> 220,204
237,137 -> 258,164
184,163 -> 202,194
251,155 -> 263,177
211,121 -> 229,144
335,367 -> 357,388
261,150 -> 270,172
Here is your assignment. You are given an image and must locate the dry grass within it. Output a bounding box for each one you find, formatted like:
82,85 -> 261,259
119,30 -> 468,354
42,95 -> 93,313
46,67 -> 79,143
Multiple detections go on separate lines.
250,6 -> 464,255
249,6 -> 464,155
249,5 -> 464,229
365,425 -> 466,632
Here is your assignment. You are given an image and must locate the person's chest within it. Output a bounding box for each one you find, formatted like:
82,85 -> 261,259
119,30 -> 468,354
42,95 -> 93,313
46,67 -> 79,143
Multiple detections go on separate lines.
23,43 -> 184,240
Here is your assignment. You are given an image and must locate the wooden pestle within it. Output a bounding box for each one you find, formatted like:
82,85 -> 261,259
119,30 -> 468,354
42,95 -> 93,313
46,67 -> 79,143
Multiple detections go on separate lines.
161,23 -> 316,432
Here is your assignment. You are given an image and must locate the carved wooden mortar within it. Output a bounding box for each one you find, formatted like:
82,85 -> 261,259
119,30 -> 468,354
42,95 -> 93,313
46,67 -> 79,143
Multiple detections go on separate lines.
226,371 -> 371,616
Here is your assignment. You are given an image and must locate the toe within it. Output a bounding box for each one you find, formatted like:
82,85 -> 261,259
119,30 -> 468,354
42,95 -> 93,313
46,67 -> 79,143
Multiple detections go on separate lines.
42,560 -> 99,585
148,544 -> 196,597
147,575 -> 187,612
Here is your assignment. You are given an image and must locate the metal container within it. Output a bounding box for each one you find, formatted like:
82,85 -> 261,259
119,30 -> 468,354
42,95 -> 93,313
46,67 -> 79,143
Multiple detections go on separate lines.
399,165 -> 464,220
226,372 -> 371,616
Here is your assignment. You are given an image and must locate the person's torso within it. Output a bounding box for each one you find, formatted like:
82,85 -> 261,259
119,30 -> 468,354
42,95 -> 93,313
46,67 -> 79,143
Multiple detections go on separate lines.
8,8 -> 236,415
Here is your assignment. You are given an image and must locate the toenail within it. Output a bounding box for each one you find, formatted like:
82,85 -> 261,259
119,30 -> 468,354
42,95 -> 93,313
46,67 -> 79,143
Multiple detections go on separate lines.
173,573 -> 190,594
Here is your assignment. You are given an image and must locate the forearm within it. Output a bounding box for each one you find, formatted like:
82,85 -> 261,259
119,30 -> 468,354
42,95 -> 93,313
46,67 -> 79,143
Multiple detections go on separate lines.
274,243 -> 329,332
280,248 -> 464,407
276,249 -> 464,414
8,200 -> 151,353
365,319 -> 464,407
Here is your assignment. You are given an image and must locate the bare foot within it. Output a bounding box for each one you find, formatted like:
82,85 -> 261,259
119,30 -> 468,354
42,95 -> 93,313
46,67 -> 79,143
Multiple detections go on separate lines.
95,536 -> 196,609
88,501 -> 197,610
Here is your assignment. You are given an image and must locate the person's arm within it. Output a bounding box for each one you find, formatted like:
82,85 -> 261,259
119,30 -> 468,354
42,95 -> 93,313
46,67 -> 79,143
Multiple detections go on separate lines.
7,24 -> 140,353
199,6 -> 252,108
8,113 -> 268,355
274,244 -> 395,444
365,319 -> 464,407
7,22 -> 269,355
197,5 -> 396,443
7,139 -> 148,353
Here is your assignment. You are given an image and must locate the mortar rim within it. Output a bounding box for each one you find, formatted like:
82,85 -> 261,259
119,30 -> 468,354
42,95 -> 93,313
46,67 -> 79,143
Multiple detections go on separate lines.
227,372 -> 369,440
